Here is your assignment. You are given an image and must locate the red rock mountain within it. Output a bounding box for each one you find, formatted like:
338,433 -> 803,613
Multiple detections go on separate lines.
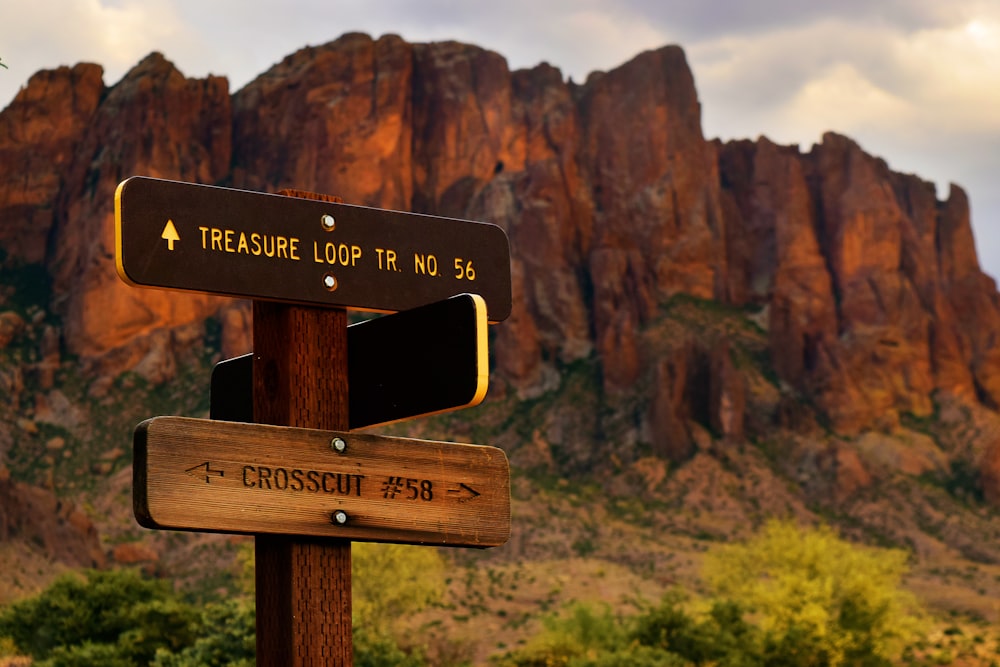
2,32 -> 999,444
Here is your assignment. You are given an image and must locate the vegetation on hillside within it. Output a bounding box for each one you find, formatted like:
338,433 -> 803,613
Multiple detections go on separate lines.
498,521 -> 925,667
0,522 -> 947,666
3,265 -> 1000,663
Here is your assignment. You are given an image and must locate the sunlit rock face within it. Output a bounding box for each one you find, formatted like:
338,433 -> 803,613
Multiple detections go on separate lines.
719,134 -> 1000,434
3,33 -> 999,439
0,63 -> 104,265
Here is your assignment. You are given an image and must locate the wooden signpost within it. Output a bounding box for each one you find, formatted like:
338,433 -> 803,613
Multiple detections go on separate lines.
114,178 -> 513,667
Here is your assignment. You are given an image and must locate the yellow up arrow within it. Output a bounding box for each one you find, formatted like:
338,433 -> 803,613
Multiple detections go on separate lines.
161,220 -> 180,250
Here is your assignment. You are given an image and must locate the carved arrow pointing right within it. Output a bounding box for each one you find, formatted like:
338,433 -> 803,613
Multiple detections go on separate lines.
447,483 -> 481,503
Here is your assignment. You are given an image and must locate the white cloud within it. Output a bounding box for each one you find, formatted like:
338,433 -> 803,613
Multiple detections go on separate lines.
778,63 -> 915,141
892,17 -> 1000,132
0,0 -> 197,103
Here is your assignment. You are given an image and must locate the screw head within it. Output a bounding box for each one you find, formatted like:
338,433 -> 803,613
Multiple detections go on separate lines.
321,214 -> 336,231
323,273 -> 337,291
331,437 -> 346,453
332,510 -> 348,525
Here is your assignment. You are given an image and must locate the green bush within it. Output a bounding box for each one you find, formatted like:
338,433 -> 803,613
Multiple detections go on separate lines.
353,541 -> 446,633
152,598 -> 255,667
503,521 -> 923,667
704,520 -> 919,665
499,602 -> 628,667
571,645 -> 687,667
354,627 -> 426,667
0,569 -> 197,665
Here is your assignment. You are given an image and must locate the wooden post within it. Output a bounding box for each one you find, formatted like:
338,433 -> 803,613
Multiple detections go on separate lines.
253,191 -> 352,666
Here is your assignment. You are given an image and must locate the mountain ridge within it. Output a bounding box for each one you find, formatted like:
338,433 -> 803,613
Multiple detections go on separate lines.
4,33 -> 997,441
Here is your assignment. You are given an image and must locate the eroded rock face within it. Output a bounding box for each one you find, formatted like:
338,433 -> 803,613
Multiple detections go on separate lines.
718,134 -> 1000,435
231,37 -> 723,396
232,34 -> 415,209
0,63 -> 104,266
45,53 -> 233,362
2,34 -> 999,443
0,472 -> 105,568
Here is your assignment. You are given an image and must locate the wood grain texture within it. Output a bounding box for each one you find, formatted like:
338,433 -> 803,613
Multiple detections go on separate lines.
252,215 -> 352,667
133,416 -> 511,546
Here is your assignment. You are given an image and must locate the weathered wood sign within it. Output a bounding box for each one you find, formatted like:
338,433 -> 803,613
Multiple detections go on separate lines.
211,293 -> 489,428
114,177 -> 512,321
133,416 -> 511,548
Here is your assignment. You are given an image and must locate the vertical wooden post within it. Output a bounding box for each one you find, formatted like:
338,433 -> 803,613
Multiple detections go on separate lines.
253,192 -> 352,666
253,304 -> 352,665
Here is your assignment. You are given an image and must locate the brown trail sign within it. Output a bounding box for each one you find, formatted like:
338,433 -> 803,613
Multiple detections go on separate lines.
134,416 -> 510,547
115,179 -> 513,666
115,176 -> 512,321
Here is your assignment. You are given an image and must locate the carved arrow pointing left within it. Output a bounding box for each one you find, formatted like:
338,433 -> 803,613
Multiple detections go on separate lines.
185,461 -> 225,484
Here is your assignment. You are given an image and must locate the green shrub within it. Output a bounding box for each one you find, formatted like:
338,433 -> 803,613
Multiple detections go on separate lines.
152,598 -> 255,667
0,569 -> 197,665
704,520 -> 920,665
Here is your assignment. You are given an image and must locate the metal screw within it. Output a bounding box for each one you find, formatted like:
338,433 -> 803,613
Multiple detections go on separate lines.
331,437 -> 346,453
332,510 -> 348,525
321,214 -> 336,231
323,273 -> 337,291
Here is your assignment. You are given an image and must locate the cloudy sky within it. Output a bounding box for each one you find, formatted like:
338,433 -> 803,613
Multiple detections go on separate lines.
2,0 -> 999,278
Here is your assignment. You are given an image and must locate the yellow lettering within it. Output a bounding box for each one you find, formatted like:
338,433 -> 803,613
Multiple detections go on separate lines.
414,253 -> 437,276
351,245 -> 362,265
376,248 -> 399,271
454,258 -> 476,280
193,228 -> 303,262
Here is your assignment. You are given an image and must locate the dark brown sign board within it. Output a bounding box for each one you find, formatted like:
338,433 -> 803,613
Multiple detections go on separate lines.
211,294 -> 488,429
134,416 -> 511,548
114,176 -> 512,322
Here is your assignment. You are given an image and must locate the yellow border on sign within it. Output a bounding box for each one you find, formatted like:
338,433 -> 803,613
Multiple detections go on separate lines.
114,177 -> 138,287
468,292 -> 490,408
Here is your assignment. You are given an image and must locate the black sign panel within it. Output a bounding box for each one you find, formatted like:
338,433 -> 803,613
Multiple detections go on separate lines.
212,294 -> 488,429
115,177 -> 512,322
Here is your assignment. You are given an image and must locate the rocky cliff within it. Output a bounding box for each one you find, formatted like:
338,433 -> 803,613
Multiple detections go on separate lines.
2,31 -> 999,460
